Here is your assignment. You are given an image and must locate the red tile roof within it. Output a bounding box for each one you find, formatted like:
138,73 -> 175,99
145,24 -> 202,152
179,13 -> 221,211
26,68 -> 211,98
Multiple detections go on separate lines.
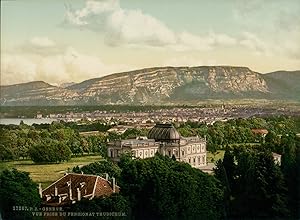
251,129 -> 269,135
94,178 -> 120,197
42,173 -> 119,206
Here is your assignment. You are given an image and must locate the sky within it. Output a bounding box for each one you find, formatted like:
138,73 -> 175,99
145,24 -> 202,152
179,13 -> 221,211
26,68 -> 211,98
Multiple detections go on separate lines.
1,0 -> 300,85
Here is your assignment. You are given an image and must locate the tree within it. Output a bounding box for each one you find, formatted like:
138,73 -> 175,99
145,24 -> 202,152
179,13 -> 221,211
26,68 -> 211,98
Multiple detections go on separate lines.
29,140 -> 71,163
232,150 -> 289,218
222,150 -> 236,191
121,128 -> 147,139
214,160 -> 231,216
73,160 -> 121,181
0,169 -> 41,220
68,138 -> 83,156
281,136 -> 300,218
0,144 -> 15,161
70,194 -> 129,220
119,155 -> 225,220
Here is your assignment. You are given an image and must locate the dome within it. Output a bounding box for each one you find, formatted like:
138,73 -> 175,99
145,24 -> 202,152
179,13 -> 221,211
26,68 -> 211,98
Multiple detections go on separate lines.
147,123 -> 180,142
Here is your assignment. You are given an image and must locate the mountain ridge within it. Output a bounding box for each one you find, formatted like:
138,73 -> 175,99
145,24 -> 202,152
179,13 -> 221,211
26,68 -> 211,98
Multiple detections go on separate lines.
1,66 -> 299,105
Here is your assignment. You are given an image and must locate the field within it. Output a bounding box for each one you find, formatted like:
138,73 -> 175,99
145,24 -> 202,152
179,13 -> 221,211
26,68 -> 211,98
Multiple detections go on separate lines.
0,155 -> 102,188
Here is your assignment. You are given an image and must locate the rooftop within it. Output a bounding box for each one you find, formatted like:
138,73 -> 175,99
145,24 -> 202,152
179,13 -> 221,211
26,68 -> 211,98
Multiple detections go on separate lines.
147,123 -> 180,142
42,173 -> 119,206
251,129 -> 269,134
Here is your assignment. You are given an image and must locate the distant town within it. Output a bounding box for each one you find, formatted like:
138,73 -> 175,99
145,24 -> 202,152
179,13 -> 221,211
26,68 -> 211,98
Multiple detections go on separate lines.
34,105 -> 300,125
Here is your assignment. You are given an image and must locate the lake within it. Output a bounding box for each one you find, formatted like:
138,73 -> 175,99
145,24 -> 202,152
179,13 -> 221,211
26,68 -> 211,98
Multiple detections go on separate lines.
0,118 -> 58,125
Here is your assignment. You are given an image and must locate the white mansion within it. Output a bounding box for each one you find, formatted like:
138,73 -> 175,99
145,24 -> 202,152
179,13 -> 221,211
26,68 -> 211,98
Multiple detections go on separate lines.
108,123 -> 207,168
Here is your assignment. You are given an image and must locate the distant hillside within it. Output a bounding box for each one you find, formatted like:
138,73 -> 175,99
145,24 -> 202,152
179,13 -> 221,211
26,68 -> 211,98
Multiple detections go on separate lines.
262,71 -> 300,101
59,82 -> 76,88
0,81 -> 79,105
0,66 -> 299,105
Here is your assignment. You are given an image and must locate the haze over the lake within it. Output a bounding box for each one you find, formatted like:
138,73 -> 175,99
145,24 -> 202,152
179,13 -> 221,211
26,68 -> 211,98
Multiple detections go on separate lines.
1,0 -> 300,85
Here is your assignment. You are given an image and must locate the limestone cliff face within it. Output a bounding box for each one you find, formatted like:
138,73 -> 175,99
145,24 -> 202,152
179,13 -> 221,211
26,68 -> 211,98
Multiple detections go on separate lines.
204,66 -> 268,93
68,66 -> 269,104
2,66 -> 297,106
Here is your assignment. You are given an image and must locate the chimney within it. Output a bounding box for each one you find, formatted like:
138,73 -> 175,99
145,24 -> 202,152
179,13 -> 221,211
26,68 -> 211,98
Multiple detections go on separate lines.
77,188 -> 81,201
54,185 -> 58,196
105,173 -> 109,181
69,184 -> 72,200
38,183 -> 42,198
46,195 -> 51,201
112,177 -> 116,193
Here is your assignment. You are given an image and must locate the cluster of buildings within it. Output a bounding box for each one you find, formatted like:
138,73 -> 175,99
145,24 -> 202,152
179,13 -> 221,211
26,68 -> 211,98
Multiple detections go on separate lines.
37,107 -> 230,124
36,105 -> 300,125
40,124 -> 207,209
41,123 -> 208,208
40,123 -> 284,209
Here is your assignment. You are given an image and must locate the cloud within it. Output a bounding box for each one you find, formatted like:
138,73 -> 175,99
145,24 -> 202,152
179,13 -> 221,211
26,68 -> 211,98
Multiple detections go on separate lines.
30,37 -> 56,47
233,0 -> 266,17
1,47 -> 132,85
173,32 -> 213,51
279,30 -> 300,60
18,37 -> 63,56
64,0 -> 237,51
163,56 -> 219,67
276,8 -> 300,32
105,8 -> 177,47
1,55 -> 38,85
239,32 -> 270,56
65,0 -> 119,26
233,0 -> 300,35
238,31 -> 300,60
231,0 -> 300,59
213,33 -> 237,46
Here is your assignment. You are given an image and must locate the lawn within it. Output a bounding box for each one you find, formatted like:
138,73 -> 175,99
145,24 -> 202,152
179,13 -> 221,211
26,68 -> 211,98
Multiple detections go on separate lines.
207,143 -> 260,163
207,150 -> 225,163
0,155 -> 103,188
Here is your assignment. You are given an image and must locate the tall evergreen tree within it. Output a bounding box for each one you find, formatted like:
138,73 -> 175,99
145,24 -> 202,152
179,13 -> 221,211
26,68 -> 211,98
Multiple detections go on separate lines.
215,149 -> 290,218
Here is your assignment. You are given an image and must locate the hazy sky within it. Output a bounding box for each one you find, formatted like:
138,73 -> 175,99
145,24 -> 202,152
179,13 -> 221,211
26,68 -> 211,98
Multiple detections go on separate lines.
1,0 -> 300,85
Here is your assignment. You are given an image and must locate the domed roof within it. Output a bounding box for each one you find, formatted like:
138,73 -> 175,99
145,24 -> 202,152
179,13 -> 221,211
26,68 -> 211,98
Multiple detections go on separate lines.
147,123 -> 180,142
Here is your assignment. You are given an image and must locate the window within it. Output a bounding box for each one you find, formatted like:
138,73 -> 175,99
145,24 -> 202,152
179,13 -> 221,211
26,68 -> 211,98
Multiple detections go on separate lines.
168,150 -> 171,156
132,150 -> 136,157
193,158 -> 195,163
182,150 -> 185,156
198,156 -> 201,164
189,158 -> 191,163
110,150 -> 113,158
